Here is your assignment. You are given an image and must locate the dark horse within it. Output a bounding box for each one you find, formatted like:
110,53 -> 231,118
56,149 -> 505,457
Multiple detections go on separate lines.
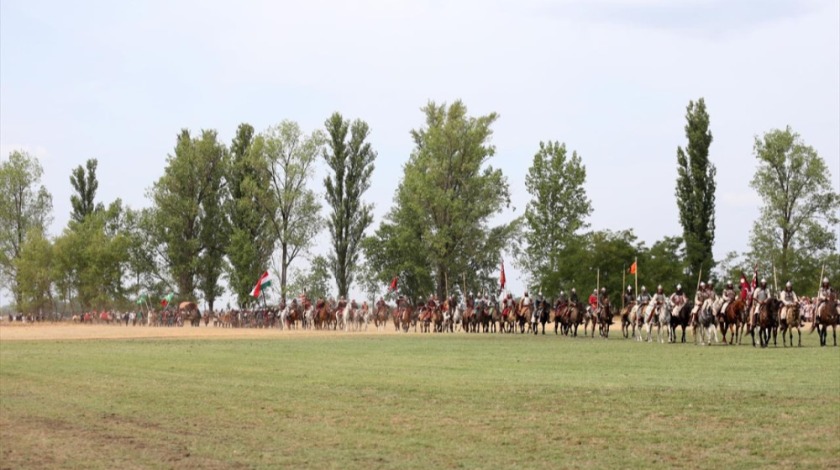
751,298 -> 781,348
598,300 -> 613,339
532,299 -> 550,335
670,301 -> 692,343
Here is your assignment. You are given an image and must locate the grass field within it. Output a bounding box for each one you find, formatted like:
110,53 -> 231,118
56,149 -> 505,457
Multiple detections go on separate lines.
1,326 -> 839,469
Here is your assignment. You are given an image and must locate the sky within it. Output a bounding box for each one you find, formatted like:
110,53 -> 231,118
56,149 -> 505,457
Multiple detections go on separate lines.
1,0 -> 838,306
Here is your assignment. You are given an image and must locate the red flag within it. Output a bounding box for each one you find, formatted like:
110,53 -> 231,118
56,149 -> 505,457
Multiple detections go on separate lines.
628,261 -> 637,275
500,260 -> 506,289
389,276 -> 398,292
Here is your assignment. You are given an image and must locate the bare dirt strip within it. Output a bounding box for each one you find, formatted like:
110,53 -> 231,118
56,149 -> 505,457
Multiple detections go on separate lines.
0,322 -> 404,341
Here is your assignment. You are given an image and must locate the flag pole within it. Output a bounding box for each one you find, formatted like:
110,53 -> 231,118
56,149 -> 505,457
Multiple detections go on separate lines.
597,268 -> 600,294
622,264 -> 626,311
634,257 -> 638,297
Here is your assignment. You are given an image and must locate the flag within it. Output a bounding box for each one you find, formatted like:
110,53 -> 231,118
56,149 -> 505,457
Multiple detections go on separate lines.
136,294 -> 147,305
250,271 -> 271,298
500,260 -> 506,289
388,276 -> 398,292
160,292 -> 174,307
628,261 -> 637,275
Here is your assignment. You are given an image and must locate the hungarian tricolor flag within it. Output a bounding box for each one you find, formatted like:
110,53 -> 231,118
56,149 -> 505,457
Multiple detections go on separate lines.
500,260 -> 506,289
628,261 -> 637,275
250,271 -> 271,298
389,276 -> 398,292
160,292 -> 174,307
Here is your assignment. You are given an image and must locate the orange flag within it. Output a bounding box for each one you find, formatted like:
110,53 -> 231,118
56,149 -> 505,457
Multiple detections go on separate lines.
628,261 -> 637,275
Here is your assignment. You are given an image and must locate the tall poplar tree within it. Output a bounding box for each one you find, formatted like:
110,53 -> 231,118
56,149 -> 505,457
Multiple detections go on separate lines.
675,98 -> 716,283
323,112 -> 376,298
69,158 -> 103,223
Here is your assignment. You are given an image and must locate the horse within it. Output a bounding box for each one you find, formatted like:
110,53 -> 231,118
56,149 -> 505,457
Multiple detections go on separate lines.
598,300 -> 613,339
694,302 -> 718,346
515,301 -> 532,334
98,311 -> 112,324
400,303 -> 412,333
620,302 -> 635,339
721,299 -> 745,345
462,305 -> 475,333
643,301 -> 669,343
656,301 -> 672,343
561,302 -> 583,337
552,301 -> 566,335
751,298 -> 781,348
374,304 -> 390,331
812,292 -> 838,347
583,306 -> 597,338
533,300 -> 550,335
779,302 -> 802,347
488,302 -> 501,333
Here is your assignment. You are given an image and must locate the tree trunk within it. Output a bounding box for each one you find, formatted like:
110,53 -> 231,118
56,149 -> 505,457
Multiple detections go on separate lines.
281,243 -> 288,302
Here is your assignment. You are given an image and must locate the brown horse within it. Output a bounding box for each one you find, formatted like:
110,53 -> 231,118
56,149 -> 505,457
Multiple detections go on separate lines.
779,302 -> 802,347
721,298 -> 746,345
813,293 -> 838,347
400,304 -> 412,333
516,301 -> 532,334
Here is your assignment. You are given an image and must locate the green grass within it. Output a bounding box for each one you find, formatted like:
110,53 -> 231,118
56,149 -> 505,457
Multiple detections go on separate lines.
2,333 -> 839,469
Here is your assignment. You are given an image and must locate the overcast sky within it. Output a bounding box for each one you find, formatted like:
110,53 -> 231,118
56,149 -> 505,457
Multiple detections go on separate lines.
1,0 -> 838,305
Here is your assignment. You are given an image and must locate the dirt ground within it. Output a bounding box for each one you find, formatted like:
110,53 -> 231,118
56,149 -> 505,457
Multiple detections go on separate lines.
0,321 -> 404,341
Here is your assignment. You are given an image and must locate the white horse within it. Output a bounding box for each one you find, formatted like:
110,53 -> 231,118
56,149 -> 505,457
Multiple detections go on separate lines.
630,304 -> 645,341
453,303 -> 464,332
342,305 -> 352,332
657,301 -> 673,343
303,306 -> 315,329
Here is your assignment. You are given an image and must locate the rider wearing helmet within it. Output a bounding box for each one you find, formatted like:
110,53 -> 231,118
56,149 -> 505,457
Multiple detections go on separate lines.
637,286 -> 651,312
690,282 -> 707,324
623,285 -> 635,309
749,279 -> 770,329
778,281 -> 799,323
669,284 -> 687,317
648,285 -> 667,323
719,281 -> 737,320
814,278 -> 832,328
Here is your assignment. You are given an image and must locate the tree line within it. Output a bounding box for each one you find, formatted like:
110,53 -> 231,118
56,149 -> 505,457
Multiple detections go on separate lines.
1,99 -> 838,314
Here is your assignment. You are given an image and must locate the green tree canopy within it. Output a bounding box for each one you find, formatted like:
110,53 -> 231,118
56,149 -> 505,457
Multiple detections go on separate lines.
253,121 -> 325,301
148,129 -> 228,303
364,100 -> 514,301
226,123 -> 275,308
748,126 -> 840,290
0,150 -> 53,309
519,141 -> 592,292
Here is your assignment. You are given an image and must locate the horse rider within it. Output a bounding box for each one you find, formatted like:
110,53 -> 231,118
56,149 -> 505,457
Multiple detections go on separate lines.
814,278 -> 833,326
778,281 -> 798,322
637,286 -> 651,317
704,280 -> 718,323
648,285 -> 666,323
376,297 -> 386,310
749,279 -> 770,329
623,286 -> 635,310
598,287 -> 610,321
569,288 -> 579,306
718,281 -> 737,321
555,291 -> 568,312
669,284 -> 687,317
520,291 -> 532,311
588,289 -> 598,314
690,282 -> 707,325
